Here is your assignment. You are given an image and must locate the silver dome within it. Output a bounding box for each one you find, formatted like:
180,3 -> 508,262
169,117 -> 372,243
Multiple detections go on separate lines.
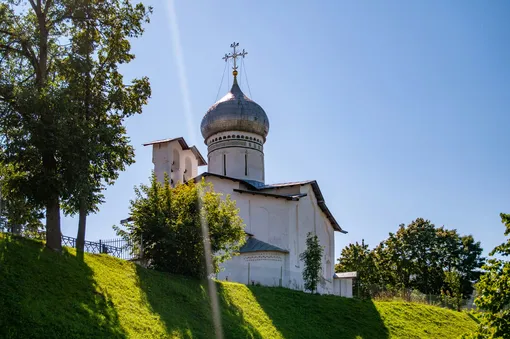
201,80 -> 270,143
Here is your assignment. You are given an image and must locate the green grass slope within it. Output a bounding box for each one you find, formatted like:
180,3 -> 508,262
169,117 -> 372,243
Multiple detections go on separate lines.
0,234 -> 478,339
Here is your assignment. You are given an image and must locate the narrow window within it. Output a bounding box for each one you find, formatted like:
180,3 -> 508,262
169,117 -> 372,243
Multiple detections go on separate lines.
245,153 -> 248,176
223,154 -> 226,175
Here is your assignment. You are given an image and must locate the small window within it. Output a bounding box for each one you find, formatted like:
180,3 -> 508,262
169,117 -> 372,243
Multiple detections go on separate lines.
236,135 -> 240,138
245,153 -> 248,176
223,154 -> 227,175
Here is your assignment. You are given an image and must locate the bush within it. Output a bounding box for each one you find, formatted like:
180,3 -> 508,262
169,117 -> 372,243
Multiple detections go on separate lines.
115,174 -> 245,278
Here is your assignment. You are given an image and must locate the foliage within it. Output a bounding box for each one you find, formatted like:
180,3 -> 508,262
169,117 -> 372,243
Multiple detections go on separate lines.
466,213 -> 510,338
336,218 -> 484,299
0,0 -> 67,249
0,233 -> 478,339
442,270 -> 463,311
115,174 -> 246,278
0,164 -> 44,234
335,240 -> 378,298
58,0 -> 151,252
300,232 -> 324,293
0,0 -> 151,251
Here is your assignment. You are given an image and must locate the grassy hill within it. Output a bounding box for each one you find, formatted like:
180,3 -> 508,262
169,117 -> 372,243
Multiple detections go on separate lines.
0,234 -> 478,338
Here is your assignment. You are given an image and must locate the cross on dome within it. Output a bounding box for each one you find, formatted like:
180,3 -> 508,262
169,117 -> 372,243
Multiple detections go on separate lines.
222,42 -> 248,78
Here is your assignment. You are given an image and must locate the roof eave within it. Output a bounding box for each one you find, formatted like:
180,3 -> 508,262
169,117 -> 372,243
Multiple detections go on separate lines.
143,137 -> 207,166
239,249 -> 289,254
233,189 -> 305,201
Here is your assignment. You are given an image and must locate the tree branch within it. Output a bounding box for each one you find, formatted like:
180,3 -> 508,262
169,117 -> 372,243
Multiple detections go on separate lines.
0,28 -> 18,38
28,0 -> 38,13
43,0 -> 53,15
0,43 -> 24,57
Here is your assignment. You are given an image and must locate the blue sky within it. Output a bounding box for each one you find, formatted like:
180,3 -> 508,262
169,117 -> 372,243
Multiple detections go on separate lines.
61,0 -> 510,260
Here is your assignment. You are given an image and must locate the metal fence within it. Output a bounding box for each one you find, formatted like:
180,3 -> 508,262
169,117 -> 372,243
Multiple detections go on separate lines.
0,226 -> 140,261
370,288 -> 477,310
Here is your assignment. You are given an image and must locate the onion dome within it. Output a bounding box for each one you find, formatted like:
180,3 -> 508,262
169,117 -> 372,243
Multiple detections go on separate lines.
201,78 -> 270,143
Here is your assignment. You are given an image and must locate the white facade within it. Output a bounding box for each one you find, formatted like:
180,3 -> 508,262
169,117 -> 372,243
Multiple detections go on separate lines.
202,175 -> 341,294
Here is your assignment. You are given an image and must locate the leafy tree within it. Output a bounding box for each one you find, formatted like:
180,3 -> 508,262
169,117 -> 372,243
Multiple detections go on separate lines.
442,270 -> 463,311
339,218 -> 484,299
0,0 -> 151,251
467,213 -> 510,338
59,0 -> 151,253
300,232 -> 324,294
0,0 -> 68,250
457,234 -> 485,297
115,174 -> 246,279
373,218 -> 484,297
336,240 -> 377,298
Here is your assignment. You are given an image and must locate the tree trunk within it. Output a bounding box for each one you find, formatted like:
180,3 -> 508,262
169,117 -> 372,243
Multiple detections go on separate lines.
33,1 -> 61,252
76,198 -> 87,253
11,224 -> 22,235
43,148 -> 61,251
45,195 -> 61,251
76,2 -> 92,254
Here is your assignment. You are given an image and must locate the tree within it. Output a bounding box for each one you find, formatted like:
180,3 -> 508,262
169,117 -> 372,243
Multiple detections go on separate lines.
467,213 -> 510,338
0,0 -> 151,251
59,0 -> 151,253
0,0 -> 68,250
300,232 -> 324,294
373,218 -> 484,297
336,240 -> 377,298
115,174 -> 246,279
338,218 -> 485,300
442,270 -> 463,311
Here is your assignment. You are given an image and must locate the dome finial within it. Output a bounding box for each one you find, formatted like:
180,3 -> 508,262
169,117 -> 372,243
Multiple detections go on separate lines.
222,42 -> 247,82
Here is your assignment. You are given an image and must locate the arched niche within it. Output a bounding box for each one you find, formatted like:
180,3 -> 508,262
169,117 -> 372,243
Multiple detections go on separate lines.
172,148 -> 180,170
184,156 -> 192,181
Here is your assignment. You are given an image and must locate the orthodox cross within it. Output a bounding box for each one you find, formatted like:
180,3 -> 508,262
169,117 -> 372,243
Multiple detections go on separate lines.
222,42 -> 248,76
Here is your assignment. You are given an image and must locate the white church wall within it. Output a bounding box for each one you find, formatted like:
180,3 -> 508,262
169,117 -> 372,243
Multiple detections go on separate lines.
152,143 -> 169,184
292,184 -> 336,294
218,252 -> 287,287
203,177 -> 337,294
236,194 -> 291,250
205,177 -> 291,248
205,176 -> 240,199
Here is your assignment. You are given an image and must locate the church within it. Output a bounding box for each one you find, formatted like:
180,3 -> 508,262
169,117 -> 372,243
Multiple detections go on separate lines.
143,43 -> 354,297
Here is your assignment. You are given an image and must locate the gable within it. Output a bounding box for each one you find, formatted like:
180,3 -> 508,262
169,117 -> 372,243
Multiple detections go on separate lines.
143,137 -> 207,166
191,172 -> 346,233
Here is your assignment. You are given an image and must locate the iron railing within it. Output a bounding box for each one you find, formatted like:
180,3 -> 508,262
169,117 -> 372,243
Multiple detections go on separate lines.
0,227 -> 140,261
